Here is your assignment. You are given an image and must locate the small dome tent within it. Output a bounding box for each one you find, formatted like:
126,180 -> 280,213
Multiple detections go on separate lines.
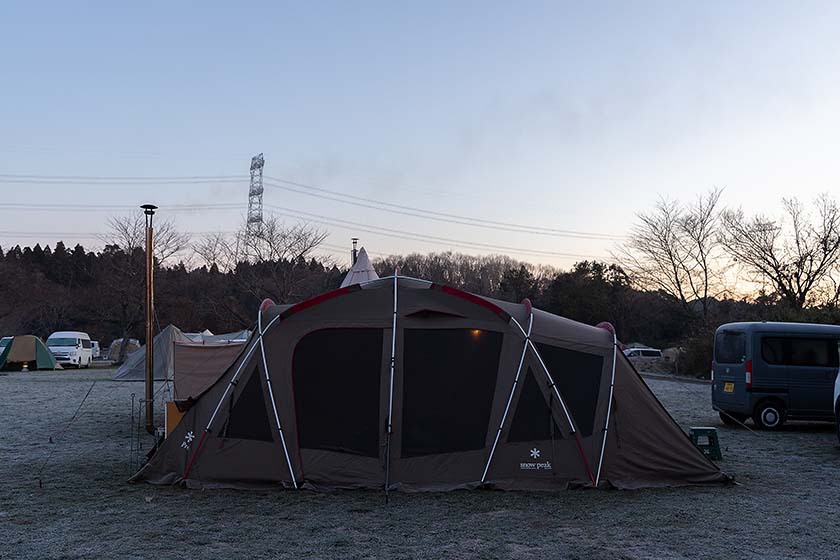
0,335 -> 59,371
134,276 -> 729,492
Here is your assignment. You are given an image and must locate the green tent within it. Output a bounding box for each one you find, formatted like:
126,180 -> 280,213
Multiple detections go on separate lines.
0,335 -> 59,371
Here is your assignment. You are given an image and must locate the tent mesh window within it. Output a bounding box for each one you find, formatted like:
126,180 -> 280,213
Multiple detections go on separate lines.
534,343 -> 604,437
293,328 -> 383,457
507,367 -> 564,442
401,328 -> 502,458
223,367 -> 274,442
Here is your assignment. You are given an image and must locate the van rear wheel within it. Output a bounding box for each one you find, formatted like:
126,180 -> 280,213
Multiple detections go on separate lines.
719,411 -> 747,426
753,400 -> 786,430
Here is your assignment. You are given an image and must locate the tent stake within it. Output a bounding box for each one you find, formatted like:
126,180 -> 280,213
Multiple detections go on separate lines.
384,273 -> 399,501
258,308 -> 298,489
481,312 -> 533,483
594,333 -> 618,488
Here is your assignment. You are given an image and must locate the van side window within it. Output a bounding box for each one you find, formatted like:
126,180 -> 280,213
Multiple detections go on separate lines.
641,349 -> 661,358
715,331 -> 745,364
761,337 -> 839,368
789,338 -> 837,367
81,339 -> 91,349
761,337 -> 785,365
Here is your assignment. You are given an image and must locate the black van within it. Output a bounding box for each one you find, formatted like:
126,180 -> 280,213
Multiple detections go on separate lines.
712,322 -> 840,429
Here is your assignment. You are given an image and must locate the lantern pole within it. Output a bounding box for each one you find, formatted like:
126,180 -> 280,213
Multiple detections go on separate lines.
141,204 -> 157,435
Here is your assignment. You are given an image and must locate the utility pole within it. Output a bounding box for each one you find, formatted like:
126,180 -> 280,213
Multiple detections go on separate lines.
351,237 -> 359,265
141,204 -> 157,435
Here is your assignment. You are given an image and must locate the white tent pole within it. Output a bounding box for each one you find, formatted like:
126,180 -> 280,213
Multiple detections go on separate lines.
481,311 -> 533,483
594,332 -> 618,487
204,339 -> 260,430
511,316 -> 596,485
258,308 -> 299,489
508,316 -> 577,431
183,314 -> 281,481
204,314 -> 280,430
384,273 -> 399,498
526,339 -> 576,430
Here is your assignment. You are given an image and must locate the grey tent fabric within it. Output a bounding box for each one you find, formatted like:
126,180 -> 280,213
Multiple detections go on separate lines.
112,326 -> 250,382
112,325 -> 188,381
201,330 -> 251,343
106,338 -> 140,362
340,247 -> 379,288
134,277 -> 729,492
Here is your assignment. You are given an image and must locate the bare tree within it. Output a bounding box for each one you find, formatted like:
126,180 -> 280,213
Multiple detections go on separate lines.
244,216 -> 327,267
94,213 -> 190,362
192,215 -> 328,324
193,231 -> 229,270
104,214 -> 191,264
617,188 -> 726,322
720,195 -> 840,309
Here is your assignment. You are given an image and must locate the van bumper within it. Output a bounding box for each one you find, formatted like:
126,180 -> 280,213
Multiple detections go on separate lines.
55,356 -> 79,365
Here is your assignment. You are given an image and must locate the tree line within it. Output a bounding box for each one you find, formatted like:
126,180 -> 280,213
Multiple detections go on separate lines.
3,191 -> 840,374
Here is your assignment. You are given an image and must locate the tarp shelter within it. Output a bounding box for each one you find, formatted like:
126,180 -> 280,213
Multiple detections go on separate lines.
134,276 -> 729,492
340,247 -> 379,288
112,325 -> 250,383
172,341 -> 246,401
0,336 -> 59,371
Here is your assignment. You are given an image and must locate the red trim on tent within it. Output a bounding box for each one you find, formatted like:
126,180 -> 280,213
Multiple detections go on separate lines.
272,278 -> 510,324
434,284 -> 511,321
573,432 -> 596,486
182,430 -> 209,481
278,284 -> 362,320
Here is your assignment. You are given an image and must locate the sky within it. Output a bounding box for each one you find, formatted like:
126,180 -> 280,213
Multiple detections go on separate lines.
2,1 -> 840,268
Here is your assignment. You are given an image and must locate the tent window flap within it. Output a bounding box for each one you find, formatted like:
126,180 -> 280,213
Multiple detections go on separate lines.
534,343 -> 604,437
223,367 -> 274,442
293,328 -> 383,457
401,328 -> 502,457
507,367 -> 564,442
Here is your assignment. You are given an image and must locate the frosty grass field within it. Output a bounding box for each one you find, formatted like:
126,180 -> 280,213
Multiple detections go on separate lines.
1,368 -> 838,559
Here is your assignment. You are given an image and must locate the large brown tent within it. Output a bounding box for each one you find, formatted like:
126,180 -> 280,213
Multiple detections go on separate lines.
134,276 -> 729,491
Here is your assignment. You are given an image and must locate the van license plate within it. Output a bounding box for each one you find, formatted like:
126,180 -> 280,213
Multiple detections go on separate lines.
724,382 -> 734,393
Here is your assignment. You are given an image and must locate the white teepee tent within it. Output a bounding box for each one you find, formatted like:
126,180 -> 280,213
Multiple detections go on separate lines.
340,247 -> 379,287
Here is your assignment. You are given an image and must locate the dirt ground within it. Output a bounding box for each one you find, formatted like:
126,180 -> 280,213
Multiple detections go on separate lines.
1,368 -> 838,559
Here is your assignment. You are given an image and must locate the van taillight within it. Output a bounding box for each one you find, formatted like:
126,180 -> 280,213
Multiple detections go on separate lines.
710,361 -> 715,382
745,360 -> 753,390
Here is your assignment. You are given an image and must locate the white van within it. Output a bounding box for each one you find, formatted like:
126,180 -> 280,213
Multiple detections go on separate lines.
47,331 -> 93,368
623,347 -> 663,358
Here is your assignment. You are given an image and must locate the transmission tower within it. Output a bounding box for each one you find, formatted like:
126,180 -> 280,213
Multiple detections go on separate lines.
247,153 -> 265,236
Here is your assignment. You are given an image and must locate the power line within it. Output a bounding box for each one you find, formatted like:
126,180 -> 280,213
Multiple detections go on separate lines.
0,174 -> 244,182
0,202 -> 244,213
0,198 -> 611,260
262,175 -> 625,240
264,204 -> 606,259
0,172 -> 625,240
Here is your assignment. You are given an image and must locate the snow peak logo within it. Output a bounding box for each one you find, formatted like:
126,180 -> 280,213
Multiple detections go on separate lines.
181,431 -> 195,451
520,447 -> 552,471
